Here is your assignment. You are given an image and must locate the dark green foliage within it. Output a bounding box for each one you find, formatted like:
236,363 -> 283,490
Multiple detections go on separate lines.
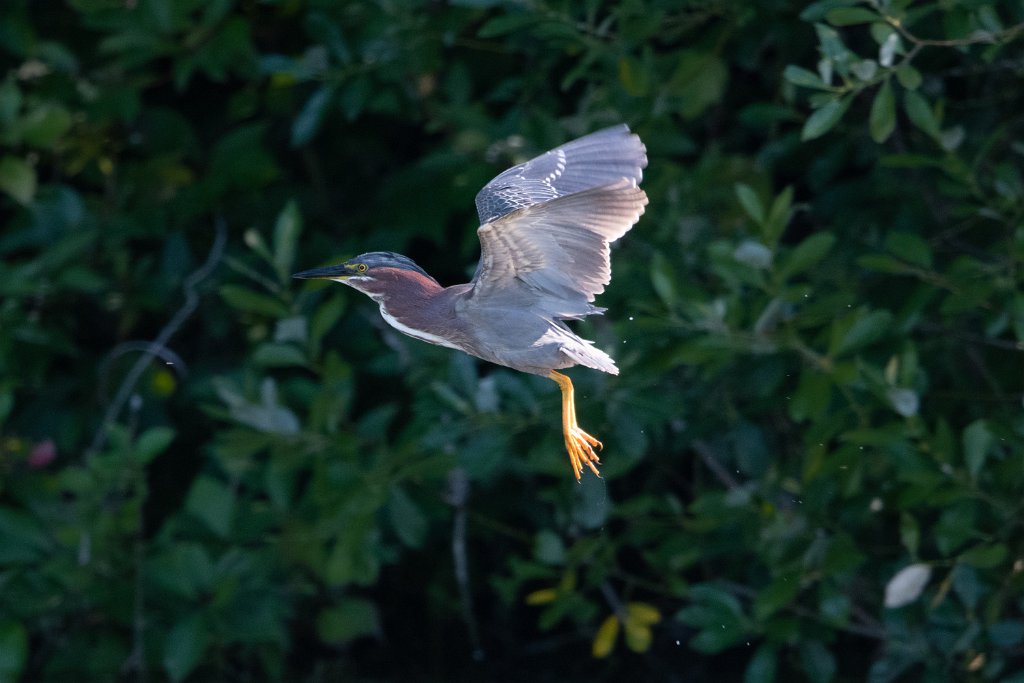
1,0 -> 1023,681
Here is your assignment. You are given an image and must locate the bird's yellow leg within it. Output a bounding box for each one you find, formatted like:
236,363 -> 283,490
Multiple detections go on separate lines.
548,371 -> 603,480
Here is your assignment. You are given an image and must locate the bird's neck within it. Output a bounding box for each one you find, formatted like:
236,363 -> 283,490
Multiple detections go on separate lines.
369,267 -> 444,312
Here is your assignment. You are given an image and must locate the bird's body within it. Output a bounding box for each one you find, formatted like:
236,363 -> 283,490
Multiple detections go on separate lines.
295,125 -> 648,479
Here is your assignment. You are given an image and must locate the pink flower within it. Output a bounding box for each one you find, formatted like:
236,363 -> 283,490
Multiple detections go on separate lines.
28,439 -> 57,468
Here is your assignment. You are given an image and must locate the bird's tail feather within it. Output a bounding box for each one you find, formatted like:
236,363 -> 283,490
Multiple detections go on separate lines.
560,342 -> 619,376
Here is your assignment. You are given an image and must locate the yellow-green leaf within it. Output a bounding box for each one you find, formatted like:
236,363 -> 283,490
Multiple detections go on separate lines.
592,615 -> 619,658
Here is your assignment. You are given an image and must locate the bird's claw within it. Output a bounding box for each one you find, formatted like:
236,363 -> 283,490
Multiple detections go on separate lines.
566,426 -> 602,481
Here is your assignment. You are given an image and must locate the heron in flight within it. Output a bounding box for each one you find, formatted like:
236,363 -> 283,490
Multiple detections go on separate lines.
295,125 -> 647,479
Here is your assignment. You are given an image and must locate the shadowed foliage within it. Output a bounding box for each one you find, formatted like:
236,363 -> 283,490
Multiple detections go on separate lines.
1,1 -> 1023,681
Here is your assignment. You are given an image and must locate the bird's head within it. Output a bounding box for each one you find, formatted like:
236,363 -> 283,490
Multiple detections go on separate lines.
293,251 -> 436,301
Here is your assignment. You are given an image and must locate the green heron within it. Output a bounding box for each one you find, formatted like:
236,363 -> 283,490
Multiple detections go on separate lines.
294,125 -> 647,479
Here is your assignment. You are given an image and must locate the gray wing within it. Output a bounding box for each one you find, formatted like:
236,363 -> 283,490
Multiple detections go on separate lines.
467,179 -> 648,320
475,124 -> 647,225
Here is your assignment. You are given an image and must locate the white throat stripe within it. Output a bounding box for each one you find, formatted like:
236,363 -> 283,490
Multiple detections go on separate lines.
379,309 -> 462,351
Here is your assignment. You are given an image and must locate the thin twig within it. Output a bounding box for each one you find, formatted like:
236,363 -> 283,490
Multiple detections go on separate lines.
446,468 -> 484,660
885,16 -> 1024,48
86,218 -> 227,461
599,581 -> 628,622
691,439 -> 741,491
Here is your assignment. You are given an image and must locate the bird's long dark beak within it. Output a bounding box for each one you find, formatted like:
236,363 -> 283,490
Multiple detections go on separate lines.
292,264 -> 351,280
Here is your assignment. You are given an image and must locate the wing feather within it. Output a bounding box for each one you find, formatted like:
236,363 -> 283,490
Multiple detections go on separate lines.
475,124 -> 647,225
469,180 -> 647,319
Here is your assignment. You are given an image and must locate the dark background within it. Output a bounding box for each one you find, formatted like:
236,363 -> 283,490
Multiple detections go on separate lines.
1,0 -> 1023,681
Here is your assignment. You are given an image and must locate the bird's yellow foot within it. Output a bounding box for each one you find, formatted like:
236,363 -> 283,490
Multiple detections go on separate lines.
549,370 -> 604,480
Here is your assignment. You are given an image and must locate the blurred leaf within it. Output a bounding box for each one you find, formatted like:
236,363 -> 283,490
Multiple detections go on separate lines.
208,124 -> 279,192
0,621 -> 27,681
135,426 -> 175,463
778,232 -> 835,280
164,614 -> 209,683
753,572 -> 801,620
834,309 -> 893,356
272,199 -> 303,281
0,508 -> 51,564
291,85 -> 334,148
0,156 -> 36,204
387,486 -> 427,548
534,530 -> 566,565
592,615 -> 619,658
670,51 -> 728,119
825,7 -> 878,25
962,420 -> 992,480
960,543 -> 1007,569
316,598 -> 380,644
745,643 -> 777,683
252,342 -> 307,367
185,476 -> 236,537
650,252 -> 678,308
884,232 -> 932,268
800,640 -> 837,682
783,65 -> 828,90
903,91 -> 940,138
220,285 -> 290,317
801,95 -> 851,141
869,79 -> 895,143
895,63 -> 922,90
735,183 -> 765,224
884,563 -> 931,608
20,103 -> 72,147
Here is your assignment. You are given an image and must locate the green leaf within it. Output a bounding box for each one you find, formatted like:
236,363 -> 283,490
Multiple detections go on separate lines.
252,342 -> 307,367
962,419 -> 993,480
20,104 -> 73,148
735,183 -> 765,224
764,186 -> 794,244
903,91 -> 940,138
0,508 -> 52,564
745,644 -> 777,683
800,640 -> 837,683
801,95 -> 851,141
961,543 -> 1007,569
219,284 -> 289,317
0,621 -> 27,680
135,426 -> 176,463
387,486 -> 427,548
783,65 -> 828,90
835,309 -> 893,356
753,572 -> 802,620
310,294 -> 346,348
208,124 -> 279,192
272,199 -> 302,279
869,79 -> 896,143
669,51 -> 729,119
825,7 -> 878,25
185,475 -> 235,537
778,232 -> 836,280
290,85 -> 334,148
650,252 -> 678,308
0,156 -> 36,204
164,614 -> 209,683
895,63 -> 922,90
884,232 -> 932,268
316,598 -> 380,644
534,529 -> 566,565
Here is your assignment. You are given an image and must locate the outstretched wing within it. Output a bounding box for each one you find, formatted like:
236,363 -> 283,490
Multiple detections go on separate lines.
475,124 -> 647,225
467,179 -> 648,320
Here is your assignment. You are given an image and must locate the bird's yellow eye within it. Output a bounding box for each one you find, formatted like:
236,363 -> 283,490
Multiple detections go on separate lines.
356,263 -> 368,273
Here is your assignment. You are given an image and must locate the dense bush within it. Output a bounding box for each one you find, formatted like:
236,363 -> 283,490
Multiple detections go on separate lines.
1,0 -> 1023,681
